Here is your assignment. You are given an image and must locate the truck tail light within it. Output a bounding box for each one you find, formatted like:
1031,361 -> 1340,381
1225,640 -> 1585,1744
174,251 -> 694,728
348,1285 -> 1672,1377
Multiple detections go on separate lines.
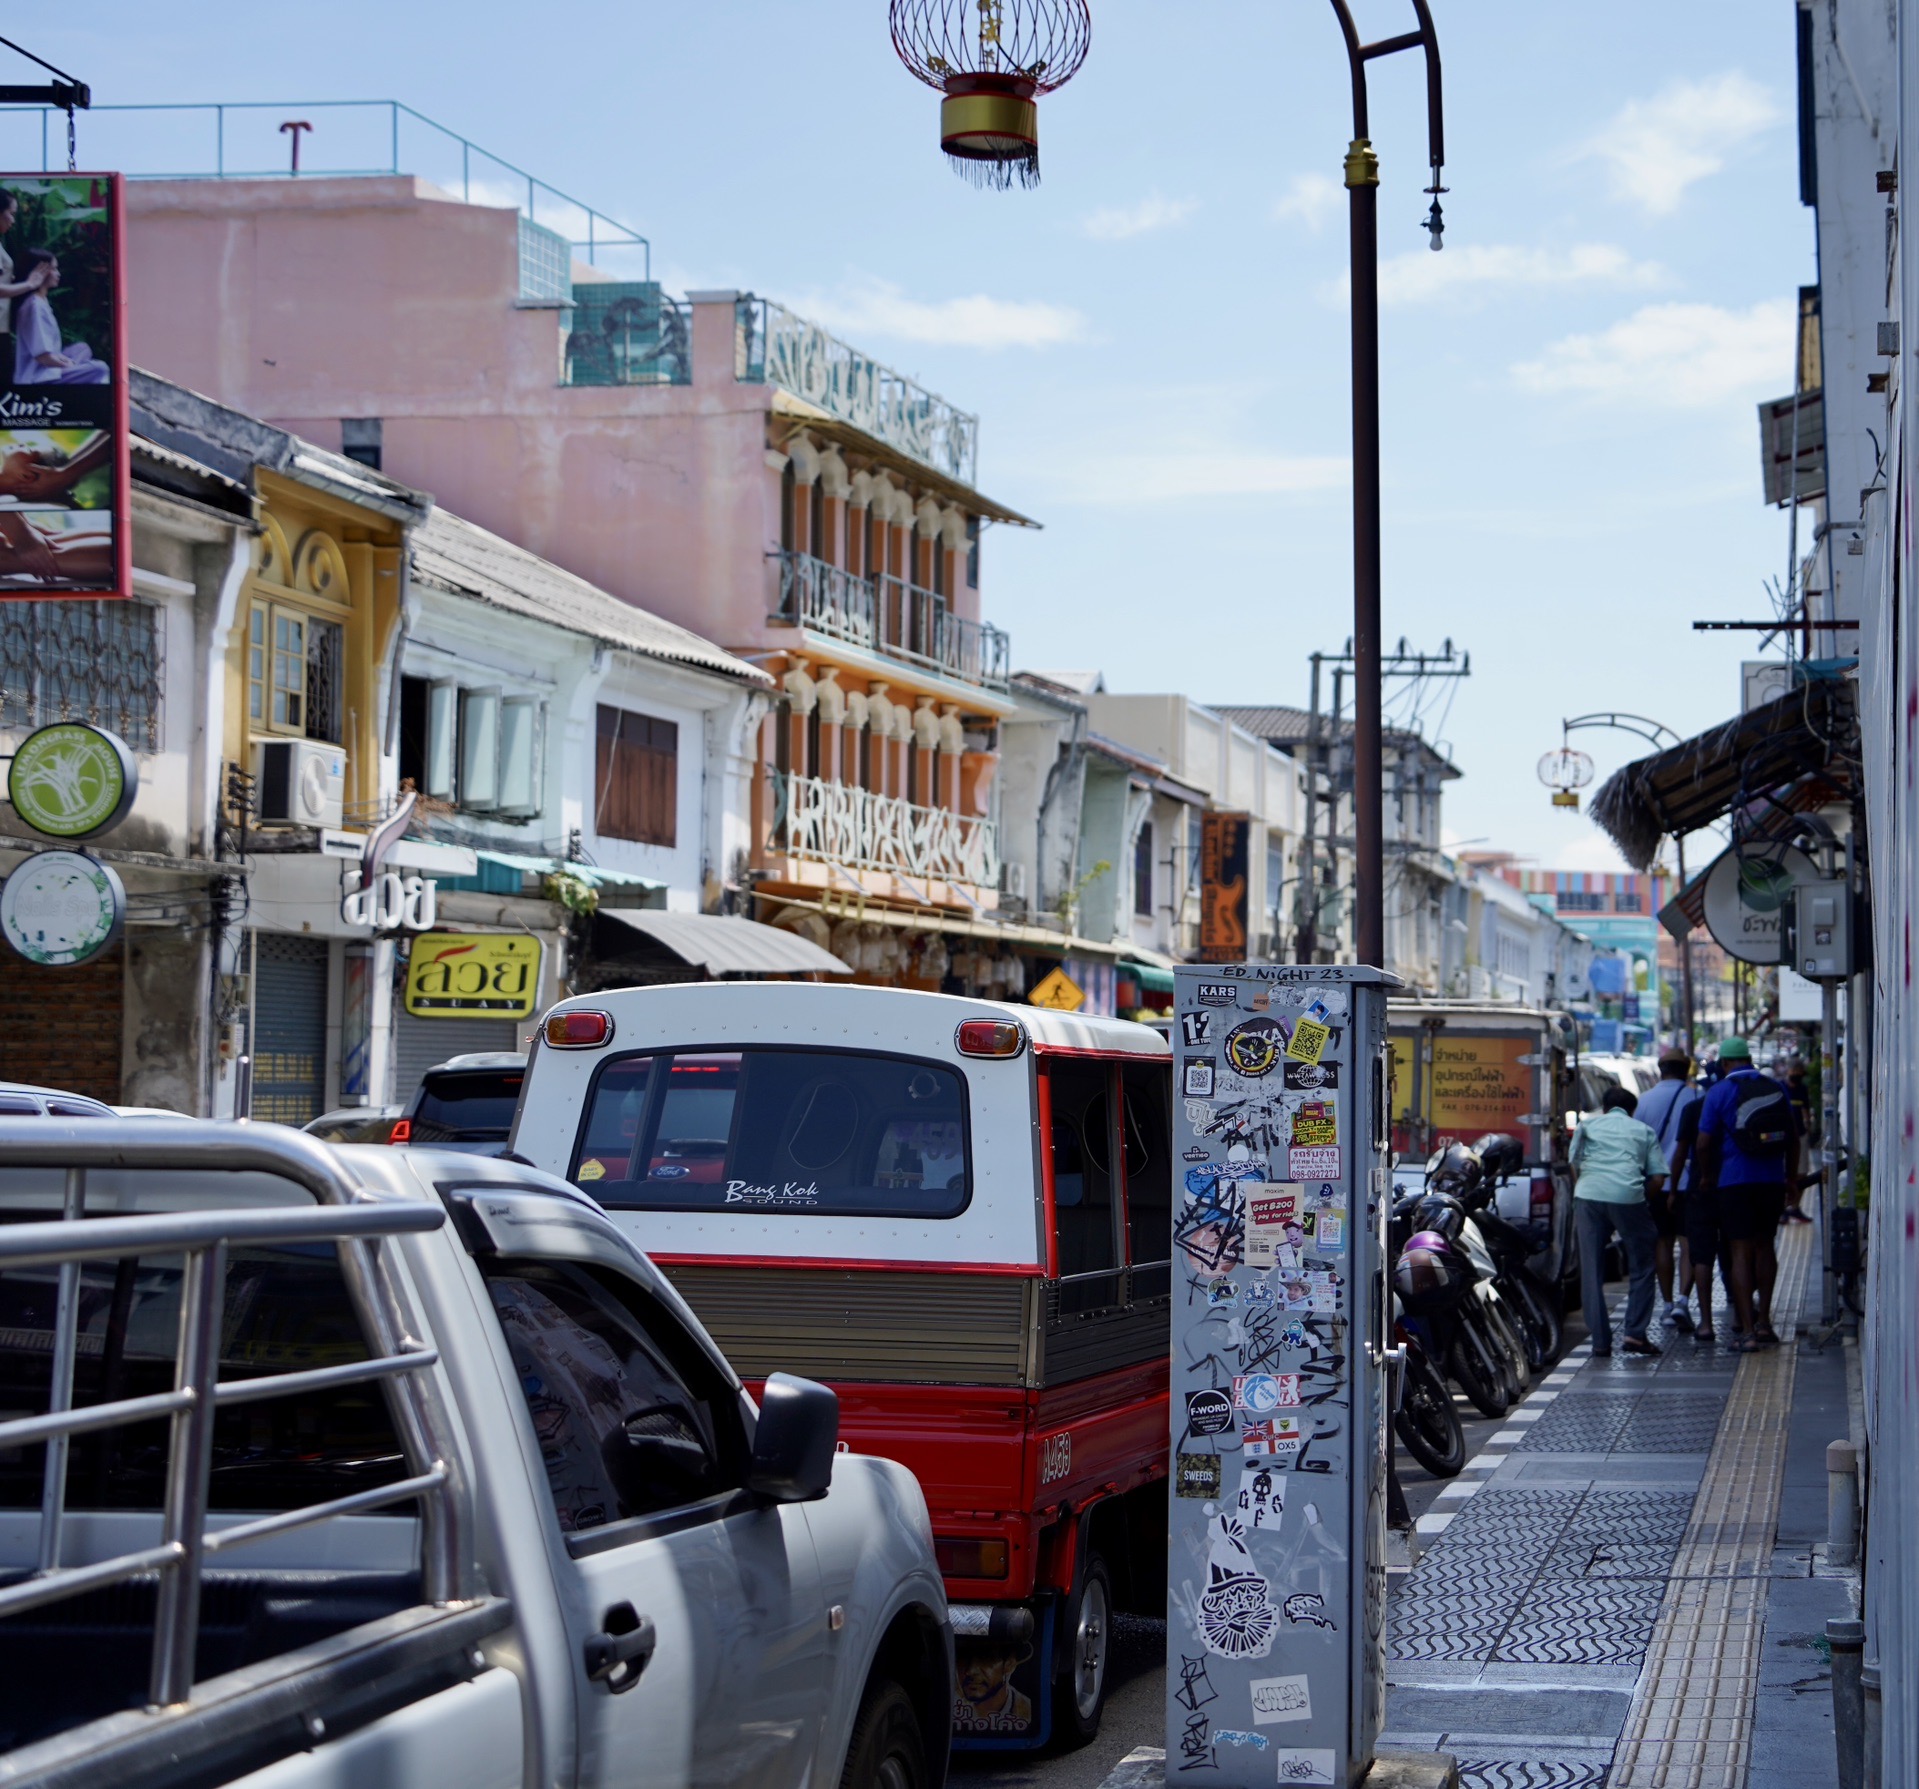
956,1018 -> 1024,1059
935,1537 -> 1010,1580
546,1010 -> 614,1049
1530,1175 -> 1553,1220
387,1118 -> 412,1145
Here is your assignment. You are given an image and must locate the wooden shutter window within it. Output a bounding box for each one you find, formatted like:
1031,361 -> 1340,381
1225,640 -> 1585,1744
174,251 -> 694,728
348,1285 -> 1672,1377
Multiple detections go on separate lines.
596,704 -> 678,846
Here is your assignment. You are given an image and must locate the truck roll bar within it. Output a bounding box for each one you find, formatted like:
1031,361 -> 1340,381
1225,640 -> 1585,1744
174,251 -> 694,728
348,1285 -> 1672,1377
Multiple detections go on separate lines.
0,1118 -> 461,1710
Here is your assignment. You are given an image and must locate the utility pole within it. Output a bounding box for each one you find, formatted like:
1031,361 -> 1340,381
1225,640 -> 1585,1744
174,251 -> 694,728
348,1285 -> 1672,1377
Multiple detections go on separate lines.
1296,652 -> 1324,962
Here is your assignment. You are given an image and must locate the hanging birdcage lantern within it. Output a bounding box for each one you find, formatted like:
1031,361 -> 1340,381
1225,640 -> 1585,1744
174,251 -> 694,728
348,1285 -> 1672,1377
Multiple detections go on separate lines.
889,0 -> 1091,190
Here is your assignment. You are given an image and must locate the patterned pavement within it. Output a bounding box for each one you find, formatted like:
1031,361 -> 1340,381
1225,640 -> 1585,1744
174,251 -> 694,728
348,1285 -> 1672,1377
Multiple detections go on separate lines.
1380,1223 -> 1813,1787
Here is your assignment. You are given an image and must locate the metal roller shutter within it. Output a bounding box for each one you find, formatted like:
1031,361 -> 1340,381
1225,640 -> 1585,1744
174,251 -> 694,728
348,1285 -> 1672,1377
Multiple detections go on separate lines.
252,934 -> 328,1126
393,1012 -> 523,1105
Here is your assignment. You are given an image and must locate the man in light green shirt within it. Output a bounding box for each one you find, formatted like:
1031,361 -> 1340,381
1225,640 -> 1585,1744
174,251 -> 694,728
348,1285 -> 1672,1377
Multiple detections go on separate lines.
1569,1086 -> 1666,1356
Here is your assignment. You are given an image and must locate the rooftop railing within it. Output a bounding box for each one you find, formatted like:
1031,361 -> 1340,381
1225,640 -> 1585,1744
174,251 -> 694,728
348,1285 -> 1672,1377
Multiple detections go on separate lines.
0,100 -> 652,296
739,298 -> 980,487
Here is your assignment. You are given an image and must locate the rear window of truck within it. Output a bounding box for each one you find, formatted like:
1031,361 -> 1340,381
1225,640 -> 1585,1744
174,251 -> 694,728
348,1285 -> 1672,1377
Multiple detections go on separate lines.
569,1048 -> 970,1217
413,1069 -> 524,1141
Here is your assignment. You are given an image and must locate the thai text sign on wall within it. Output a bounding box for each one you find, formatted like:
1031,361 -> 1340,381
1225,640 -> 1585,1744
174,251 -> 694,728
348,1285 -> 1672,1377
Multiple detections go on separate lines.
404,932 -> 544,1019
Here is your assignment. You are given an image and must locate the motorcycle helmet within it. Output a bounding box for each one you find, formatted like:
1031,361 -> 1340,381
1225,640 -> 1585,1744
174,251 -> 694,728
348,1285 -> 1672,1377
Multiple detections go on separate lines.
1425,1141 -> 1482,1196
1409,1193 -> 1466,1241
1394,1232 -> 1468,1315
1474,1133 -> 1525,1181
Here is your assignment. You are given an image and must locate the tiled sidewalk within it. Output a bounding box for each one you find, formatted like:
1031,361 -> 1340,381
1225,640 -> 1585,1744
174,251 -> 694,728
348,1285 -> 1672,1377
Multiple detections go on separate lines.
1381,1223 -> 1816,1788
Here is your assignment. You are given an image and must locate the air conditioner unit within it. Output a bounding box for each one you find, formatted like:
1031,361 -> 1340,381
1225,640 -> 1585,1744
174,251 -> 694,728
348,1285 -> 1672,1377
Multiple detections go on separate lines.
1000,861 -> 1027,900
254,739 -> 346,828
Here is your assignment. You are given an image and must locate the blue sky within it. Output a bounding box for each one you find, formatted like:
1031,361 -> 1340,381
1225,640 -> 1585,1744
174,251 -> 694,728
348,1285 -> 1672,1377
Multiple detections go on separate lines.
19,2 -> 1810,869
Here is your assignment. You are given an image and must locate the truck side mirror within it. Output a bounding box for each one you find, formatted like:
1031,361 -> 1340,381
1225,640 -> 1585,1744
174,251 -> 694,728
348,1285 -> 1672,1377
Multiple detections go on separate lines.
748,1373 -> 839,1503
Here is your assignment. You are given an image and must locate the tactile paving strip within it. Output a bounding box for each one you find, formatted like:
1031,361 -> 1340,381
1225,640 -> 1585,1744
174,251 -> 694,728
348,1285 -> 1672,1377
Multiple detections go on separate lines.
1515,1389 -> 1728,1455
1608,1222 -> 1813,1789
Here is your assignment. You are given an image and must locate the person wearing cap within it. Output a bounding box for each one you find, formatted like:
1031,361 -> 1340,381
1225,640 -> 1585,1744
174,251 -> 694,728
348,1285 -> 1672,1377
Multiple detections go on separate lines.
1692,1037 -> 1805,1350
1634,1045 -> 1702,1333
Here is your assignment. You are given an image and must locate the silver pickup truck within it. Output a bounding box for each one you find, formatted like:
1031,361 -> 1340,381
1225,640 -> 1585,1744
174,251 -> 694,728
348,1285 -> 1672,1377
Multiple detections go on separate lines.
0,1120 -> 952,1789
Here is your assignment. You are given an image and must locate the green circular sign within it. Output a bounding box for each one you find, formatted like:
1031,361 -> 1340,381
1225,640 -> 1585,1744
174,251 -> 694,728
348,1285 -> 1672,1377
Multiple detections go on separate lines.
7,723 -> 138,840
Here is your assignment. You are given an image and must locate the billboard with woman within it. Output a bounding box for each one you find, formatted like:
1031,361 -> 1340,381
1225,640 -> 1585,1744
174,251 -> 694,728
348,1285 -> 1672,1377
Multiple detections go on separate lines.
0,172 -> 127,599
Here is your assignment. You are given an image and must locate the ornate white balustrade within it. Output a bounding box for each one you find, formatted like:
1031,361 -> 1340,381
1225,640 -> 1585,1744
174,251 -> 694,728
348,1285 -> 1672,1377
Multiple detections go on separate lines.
773,772 -> 999,892
741,300 -> 979,487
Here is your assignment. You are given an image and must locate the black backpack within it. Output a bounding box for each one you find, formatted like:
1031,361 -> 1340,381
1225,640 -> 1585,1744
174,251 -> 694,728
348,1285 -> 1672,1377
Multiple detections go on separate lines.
1729,1072 -> 1792,1159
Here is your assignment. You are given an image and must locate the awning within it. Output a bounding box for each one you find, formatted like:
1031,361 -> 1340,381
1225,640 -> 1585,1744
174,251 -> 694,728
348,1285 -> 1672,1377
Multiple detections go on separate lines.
599,909 -> 851,976
763,897 -> 1138,961
1120,957 -> 1176,997
476,851 -> 664,890
1589,678 -> 1855,870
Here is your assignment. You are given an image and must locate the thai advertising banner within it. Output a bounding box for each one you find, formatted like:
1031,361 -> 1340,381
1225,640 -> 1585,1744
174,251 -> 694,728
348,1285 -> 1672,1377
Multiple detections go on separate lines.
0,173 -> 128,600
1390,1029 -> 1534,1154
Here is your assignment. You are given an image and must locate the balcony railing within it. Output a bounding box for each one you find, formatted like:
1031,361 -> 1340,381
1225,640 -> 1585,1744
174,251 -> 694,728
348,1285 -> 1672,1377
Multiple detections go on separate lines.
564,283 -> 691,386
777,551 -> 1009,691
772,771 -> 999,892
739,299 -> 979,487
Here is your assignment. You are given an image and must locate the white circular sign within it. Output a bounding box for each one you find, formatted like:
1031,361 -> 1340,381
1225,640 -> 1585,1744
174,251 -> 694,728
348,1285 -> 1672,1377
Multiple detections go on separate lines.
0,850 -> 126,966
1700,845 -> 1817,966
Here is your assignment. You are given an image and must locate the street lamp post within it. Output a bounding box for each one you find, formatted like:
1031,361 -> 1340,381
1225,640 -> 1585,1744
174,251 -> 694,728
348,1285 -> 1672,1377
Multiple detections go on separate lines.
1330,1 -> 1448,971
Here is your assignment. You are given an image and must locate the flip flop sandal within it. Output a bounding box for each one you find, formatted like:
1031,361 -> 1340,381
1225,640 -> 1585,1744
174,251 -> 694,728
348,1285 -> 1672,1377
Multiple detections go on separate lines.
1729,1334 -> 1764,1353
1753,1328 -> 1781,1347
1693,1328 -> 1717,1344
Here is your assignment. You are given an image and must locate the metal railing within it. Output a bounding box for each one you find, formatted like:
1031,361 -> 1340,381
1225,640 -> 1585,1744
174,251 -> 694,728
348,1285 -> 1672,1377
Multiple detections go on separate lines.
0,1119 -> 457,1710
776,551 -> 1010,691
739,298 -> 980,487
0,100 -> 652,290
772,770 -> 999,891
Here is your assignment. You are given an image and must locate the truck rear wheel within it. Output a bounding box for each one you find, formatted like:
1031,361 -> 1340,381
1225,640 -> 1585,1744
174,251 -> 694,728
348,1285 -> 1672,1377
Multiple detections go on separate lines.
839,1679 -> 925,1789
1054,1553 -> 1112,1746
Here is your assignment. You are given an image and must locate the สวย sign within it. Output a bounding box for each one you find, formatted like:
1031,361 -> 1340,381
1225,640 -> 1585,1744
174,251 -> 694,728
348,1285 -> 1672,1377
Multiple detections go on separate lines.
404,932 -> 543,1019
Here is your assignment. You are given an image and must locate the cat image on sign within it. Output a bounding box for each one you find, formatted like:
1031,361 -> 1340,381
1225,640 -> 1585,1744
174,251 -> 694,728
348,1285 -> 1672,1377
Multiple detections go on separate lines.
1196,1514 -> 1277,1659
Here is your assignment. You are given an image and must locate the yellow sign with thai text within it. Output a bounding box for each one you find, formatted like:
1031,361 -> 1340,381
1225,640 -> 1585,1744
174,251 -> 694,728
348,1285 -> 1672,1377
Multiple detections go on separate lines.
404,932 -> 544,1019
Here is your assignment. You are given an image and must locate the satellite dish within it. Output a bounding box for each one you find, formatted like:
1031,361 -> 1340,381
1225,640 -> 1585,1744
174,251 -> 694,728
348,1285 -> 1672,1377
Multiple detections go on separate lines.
1537,748 -> 1594,792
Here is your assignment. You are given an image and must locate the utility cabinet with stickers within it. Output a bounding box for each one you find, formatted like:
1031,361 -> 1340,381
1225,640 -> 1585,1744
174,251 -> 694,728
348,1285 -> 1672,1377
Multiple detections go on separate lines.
1166,964 -> 1397,1789
512,980 -> 1177,1752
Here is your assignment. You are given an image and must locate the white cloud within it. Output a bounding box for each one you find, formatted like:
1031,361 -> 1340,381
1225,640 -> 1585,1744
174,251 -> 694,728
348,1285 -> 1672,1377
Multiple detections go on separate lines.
1028,451 -> 1349,506
1551,830 -> 1632,875
1080,193 -> 1197,241
1577,72 -> 1781,215
1272,172 -> 1342,231
1371,242 -> 1667,308
799,278 -> 1086,351
1512,298 -> 1795,408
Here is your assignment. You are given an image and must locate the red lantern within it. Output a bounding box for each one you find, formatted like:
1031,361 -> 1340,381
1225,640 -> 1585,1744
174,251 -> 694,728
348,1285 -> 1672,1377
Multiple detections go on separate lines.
889,0 -> 1091,190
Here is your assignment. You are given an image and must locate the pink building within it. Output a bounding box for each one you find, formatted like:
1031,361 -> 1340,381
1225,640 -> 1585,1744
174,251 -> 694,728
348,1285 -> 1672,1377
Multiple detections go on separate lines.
126,172 -> 1029,935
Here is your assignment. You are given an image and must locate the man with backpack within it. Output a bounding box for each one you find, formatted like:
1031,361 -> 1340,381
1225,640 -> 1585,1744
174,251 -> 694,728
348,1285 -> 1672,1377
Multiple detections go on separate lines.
1691,1038 -> 1804,1350
1634,1045 -> 1702,1334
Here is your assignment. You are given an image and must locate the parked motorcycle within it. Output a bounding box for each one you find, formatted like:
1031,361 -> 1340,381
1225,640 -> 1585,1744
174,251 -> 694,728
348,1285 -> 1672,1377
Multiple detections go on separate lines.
1427,1139 -> 1561,1377
1391,1186 -> 1524,1420
1391,1294 -> 1466,1477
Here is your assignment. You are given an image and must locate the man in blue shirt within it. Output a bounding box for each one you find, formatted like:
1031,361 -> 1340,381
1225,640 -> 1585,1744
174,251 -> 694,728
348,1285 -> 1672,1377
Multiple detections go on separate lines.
1692,1038 -> 1804,1350
1635,1046 -> 1703,1334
